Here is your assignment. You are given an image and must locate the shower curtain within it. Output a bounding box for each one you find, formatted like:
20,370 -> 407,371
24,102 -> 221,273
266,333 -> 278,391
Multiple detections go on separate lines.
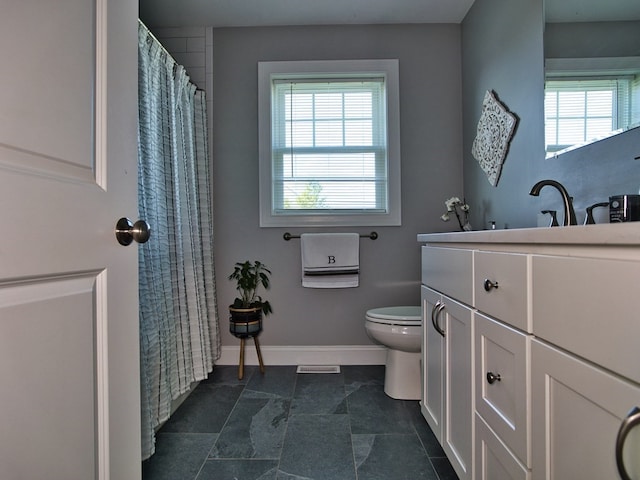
137,21 -> 220,460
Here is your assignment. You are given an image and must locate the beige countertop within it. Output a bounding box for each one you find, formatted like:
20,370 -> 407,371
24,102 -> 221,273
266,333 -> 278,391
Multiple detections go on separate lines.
417,222 -> 640,246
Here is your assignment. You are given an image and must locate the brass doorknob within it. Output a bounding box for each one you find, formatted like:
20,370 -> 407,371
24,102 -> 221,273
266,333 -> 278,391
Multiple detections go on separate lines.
115,217 -> 151,246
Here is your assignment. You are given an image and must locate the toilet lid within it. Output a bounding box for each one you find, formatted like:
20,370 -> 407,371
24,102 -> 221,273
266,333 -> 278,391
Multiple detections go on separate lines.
366,306 -> 422,325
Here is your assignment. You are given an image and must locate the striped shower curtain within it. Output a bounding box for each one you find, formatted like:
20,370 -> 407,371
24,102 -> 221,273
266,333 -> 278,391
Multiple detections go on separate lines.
137,21 -> 220,460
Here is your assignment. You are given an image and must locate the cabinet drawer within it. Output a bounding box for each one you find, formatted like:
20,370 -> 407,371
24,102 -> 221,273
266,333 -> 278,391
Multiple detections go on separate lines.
532,255 -> 640,384
475,251 -> 530,332
475,313 -> 530,467
475,413 -> 530,480
421,246 -> 473,305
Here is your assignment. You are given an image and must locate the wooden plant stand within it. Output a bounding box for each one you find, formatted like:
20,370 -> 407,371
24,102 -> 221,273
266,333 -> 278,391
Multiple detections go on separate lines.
229,306 -> 266,380
238,334 -> 265,380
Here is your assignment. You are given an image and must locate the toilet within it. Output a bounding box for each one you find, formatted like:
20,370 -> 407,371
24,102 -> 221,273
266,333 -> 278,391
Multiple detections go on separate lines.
365,306 -> 422,400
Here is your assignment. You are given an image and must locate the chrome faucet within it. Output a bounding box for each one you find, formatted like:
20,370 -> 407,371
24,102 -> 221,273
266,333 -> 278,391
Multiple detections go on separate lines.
529,180 -> 577,226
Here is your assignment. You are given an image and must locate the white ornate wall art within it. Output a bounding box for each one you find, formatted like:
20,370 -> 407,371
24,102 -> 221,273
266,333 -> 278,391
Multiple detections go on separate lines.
472,90 -> 518,187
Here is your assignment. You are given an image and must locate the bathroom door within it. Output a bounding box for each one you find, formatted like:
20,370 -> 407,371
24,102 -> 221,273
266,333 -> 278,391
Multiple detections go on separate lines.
0,1 -> 141,479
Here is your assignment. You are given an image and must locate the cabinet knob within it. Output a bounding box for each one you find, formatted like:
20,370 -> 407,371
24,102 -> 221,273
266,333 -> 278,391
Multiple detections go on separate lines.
486,371 -> 501,384
484,279 -> 499,292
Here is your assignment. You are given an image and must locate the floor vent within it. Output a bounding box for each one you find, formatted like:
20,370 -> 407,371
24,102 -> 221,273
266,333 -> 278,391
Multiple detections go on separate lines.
296,365 -> 341,374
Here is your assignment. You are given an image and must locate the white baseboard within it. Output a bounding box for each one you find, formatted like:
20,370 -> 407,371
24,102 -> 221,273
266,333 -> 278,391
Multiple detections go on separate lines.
216,344 -> 386,366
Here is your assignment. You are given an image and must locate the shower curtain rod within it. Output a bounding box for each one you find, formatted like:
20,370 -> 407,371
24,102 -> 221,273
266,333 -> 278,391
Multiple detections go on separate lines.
138,20 -> 173,62
283,231 -> 378,241
138,19 -> 202,92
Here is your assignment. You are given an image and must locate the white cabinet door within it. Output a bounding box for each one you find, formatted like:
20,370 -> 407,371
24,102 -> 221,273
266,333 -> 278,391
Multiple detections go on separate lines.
531,339 -> 640,480
421,285 -> 474,480
0,1 -> 140,479
444,296 -> 474,480
421,285 -> 444,441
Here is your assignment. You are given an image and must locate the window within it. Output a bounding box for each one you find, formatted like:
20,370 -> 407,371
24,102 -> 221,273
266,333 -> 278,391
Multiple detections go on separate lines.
545,78 -> 633,153
544,57 -> 640,157
258,60 -> 400,227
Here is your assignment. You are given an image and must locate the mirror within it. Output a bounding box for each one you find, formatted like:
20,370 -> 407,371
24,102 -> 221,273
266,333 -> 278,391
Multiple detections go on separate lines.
544,0 -> 640,158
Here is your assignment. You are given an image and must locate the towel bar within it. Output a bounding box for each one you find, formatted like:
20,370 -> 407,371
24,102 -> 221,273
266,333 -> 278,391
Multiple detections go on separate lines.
283,231 -> 378,241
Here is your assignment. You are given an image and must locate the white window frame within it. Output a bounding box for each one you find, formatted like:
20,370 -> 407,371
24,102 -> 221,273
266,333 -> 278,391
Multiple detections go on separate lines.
258,59 -> 401,227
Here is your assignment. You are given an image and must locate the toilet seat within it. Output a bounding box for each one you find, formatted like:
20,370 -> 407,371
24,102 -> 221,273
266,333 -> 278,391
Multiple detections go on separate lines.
366,306 -> 421,326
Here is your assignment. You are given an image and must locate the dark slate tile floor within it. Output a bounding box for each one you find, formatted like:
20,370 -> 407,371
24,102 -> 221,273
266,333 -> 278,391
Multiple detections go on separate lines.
143,365 -> 459,480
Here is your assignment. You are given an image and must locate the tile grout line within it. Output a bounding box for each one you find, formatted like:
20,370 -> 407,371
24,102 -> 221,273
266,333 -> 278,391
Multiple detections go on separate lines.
411,418 -> 444,480
273,368 -> 297,477
193,367 -> 255,480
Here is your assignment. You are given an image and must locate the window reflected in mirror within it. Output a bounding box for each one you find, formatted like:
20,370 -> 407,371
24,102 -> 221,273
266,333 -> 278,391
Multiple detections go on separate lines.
544,58 -> 640,157
544,0 -> 640,158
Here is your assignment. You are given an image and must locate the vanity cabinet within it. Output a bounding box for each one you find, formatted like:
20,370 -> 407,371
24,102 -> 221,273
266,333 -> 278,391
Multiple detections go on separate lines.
419,226 -> 640,480
421,246 -> 474,480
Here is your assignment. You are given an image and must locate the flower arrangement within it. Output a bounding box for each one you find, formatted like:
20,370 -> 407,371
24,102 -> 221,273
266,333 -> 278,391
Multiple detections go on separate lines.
441,197 -> 472,231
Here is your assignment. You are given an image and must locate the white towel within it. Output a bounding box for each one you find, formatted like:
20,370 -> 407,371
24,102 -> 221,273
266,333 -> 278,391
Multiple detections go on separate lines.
301,233 -> 359,288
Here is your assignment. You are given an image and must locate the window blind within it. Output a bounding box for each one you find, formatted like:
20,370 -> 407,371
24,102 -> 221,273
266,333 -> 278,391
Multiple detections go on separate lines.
271,78 -> 388,213
545,78 -> 632,151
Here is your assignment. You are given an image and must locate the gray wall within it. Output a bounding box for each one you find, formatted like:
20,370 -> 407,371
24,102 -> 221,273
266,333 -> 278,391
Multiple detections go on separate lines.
462,0 -> 640,228
461,0 -> 545,229
212,25 -> 464,347
545,21 -> 640,58
147,2 -> 640,351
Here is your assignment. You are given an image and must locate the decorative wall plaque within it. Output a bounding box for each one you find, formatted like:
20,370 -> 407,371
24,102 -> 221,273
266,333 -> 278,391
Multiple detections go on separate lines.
472,90 -> 517,187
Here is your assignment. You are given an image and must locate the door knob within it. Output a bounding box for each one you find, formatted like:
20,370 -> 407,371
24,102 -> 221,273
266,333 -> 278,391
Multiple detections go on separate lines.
115,217 -> 151,246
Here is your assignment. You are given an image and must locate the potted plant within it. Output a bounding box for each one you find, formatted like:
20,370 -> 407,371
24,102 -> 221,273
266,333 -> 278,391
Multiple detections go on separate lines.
228,260 -> 272,338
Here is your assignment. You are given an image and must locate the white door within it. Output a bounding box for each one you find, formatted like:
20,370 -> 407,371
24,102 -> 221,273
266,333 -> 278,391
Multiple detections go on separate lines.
0,1 -> 141,479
